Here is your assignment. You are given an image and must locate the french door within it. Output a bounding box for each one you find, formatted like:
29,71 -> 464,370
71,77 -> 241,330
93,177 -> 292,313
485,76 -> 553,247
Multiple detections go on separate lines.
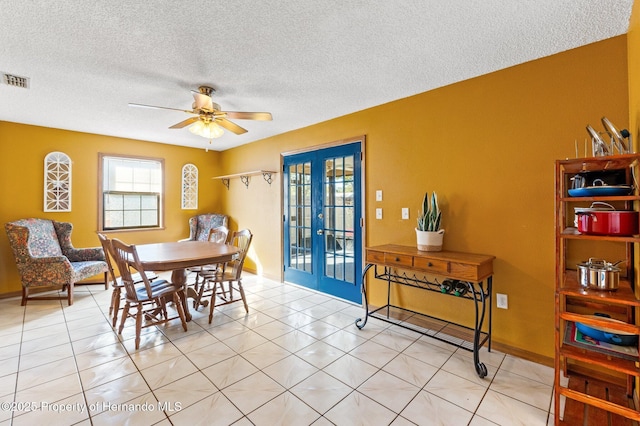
283,142 -> 362,303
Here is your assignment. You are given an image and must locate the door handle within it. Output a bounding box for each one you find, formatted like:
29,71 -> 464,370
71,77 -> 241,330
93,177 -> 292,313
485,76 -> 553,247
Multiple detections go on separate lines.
317,229 -> 324,235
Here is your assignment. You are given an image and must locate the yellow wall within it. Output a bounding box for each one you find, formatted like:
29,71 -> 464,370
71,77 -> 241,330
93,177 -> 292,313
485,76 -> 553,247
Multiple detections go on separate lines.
0,122 -> 223,294
219,36 -> 629,359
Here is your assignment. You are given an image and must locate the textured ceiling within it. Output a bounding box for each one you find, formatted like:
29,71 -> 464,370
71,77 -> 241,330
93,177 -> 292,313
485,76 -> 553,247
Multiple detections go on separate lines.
0,0 -> 634,151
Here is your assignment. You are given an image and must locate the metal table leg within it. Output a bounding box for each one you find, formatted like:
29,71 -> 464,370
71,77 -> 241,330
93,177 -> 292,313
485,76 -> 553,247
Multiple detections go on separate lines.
470,280 -> 488,378
355,263 -> 374,329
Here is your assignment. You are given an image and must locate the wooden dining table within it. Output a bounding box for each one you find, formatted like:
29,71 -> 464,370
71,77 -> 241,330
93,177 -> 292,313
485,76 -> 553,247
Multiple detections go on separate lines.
134,241 -> 241,321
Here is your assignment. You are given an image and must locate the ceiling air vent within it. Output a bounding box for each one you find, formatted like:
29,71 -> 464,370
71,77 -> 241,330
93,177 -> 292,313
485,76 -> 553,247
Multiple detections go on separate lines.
2,73 -> 30,89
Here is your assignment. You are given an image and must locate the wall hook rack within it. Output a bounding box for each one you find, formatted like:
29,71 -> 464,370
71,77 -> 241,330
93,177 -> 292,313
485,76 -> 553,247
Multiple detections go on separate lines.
213,170 -> 278,190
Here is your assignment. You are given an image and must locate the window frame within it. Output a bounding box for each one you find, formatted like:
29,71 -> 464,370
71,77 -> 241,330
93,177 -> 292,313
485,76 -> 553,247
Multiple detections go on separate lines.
98,153 -> 165,232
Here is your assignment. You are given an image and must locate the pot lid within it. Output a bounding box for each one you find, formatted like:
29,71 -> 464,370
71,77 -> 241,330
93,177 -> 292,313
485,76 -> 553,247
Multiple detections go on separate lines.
574,202 -> 615,213
574,206 -> 614,213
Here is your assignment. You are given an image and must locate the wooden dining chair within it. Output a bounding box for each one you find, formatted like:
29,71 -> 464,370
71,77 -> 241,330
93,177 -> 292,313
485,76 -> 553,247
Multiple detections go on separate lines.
110,238 -> 188,349
97,233 -> 158,328
187,225 -> 230,295
207,225 -> 230,244
189,226 -> 229,306
196,229 -> 253,323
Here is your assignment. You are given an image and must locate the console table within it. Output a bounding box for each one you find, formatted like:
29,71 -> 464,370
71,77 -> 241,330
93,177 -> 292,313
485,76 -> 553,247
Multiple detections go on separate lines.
355,244 -> 495,378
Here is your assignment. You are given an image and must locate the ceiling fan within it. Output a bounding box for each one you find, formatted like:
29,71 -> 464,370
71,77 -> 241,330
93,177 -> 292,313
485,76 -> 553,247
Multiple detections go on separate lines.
129,85 -> 272,139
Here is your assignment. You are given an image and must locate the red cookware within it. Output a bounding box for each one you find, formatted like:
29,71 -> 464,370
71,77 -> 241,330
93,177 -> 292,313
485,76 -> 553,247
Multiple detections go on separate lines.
575,203 -> 639,236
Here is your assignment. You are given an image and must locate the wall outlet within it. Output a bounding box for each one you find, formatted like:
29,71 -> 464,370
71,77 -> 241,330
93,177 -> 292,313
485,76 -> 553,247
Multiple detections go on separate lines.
376,208 -> 383,219
376,190 -> 383,201
401,208 -> 409,219
496,293 -> 508,309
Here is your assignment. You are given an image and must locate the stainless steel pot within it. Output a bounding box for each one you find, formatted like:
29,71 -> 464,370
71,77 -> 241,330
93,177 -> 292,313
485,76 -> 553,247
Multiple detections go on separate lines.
577,258 -> 604,287
596,264 -> 620,290
576,259 -> 623,291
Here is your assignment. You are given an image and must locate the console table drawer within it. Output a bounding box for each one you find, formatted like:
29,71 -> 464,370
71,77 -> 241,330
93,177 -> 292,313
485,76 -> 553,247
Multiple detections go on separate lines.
449,262 -> 491,282
384,253 -> 413,268
413,257 -> 450,274
366,250 -> 385,264
366,250 -> 414,267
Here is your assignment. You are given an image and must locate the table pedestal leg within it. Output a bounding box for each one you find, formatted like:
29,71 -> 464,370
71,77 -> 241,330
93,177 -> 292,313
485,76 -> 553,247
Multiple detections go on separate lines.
171,269 -> 192,322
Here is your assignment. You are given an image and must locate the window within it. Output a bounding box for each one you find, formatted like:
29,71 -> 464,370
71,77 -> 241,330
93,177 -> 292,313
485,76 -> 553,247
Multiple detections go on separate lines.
99,154 -> 164,230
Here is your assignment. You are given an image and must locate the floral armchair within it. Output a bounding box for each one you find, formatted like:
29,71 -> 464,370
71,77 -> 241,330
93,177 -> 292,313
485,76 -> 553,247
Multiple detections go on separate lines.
179,214 -> 229,242
4,218 -> 108,306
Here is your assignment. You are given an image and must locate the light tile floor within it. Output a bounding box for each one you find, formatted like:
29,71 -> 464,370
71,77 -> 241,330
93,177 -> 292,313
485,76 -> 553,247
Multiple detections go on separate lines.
0,273 -> 555,425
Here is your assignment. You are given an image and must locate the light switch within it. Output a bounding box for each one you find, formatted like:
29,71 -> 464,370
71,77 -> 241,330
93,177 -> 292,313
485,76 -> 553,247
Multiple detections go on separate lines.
376,208 -> 383,219
496,293 -> 508,309
376,190 -> 383,201
401,208 -> 409,219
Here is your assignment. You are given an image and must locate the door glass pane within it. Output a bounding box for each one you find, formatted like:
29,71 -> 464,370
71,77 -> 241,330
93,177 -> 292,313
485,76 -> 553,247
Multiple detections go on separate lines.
303,182 -> 311,205
288,179 -> 297,205
289,165 -> 297,183
323,155 -> 355,284
325,242 -> 335,278
288,161 -> 312,273
303,206 -> 311,228
289,227 -> 297,260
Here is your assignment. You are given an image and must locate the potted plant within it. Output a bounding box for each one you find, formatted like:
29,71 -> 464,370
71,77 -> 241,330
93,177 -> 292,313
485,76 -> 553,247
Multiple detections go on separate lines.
416,191 -> 444,251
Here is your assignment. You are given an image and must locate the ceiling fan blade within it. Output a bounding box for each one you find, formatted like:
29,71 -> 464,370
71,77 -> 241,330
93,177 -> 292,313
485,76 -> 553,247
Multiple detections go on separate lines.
169,117 -> 200,129
224,111 -> 273,121
192,92 -> 214,112
128,103 -> 194,114
217,118 -> 248,135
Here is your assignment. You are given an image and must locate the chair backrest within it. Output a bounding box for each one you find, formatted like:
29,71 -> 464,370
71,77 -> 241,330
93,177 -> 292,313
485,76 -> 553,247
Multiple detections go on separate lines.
225,229 -> 253,280
5,218 -> 63,263
187,214 -> 229,241
53,220 -> 105,262
110,238 -> 154,301
97,233 -> 118,287
208,226 -> 229,244
52,221 -> 76,258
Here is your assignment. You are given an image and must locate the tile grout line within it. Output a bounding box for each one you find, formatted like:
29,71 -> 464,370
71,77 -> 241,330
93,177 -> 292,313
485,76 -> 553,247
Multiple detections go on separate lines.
1,276 -> 557,425
12,295 -> 69,424
68,286 -> 115,426
85,285 -> 176,424
9,296 -> 29,425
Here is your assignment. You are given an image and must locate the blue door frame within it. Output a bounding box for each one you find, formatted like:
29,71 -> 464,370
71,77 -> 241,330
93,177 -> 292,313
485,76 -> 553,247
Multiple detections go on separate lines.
283,142 -> 362,303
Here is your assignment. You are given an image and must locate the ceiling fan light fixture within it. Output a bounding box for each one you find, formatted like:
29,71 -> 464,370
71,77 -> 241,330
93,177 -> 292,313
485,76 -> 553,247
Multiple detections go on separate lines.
188,120 -> 205,135
189,120 -> 224,139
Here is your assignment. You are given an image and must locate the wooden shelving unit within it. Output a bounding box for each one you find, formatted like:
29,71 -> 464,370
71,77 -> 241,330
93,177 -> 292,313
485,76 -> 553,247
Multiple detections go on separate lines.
555,154 -> 640,424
